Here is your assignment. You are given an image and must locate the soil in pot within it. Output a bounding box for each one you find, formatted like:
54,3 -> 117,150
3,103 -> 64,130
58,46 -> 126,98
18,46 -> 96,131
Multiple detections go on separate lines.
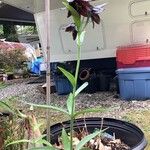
49,118 -> 147,150
54,127 -> 130,150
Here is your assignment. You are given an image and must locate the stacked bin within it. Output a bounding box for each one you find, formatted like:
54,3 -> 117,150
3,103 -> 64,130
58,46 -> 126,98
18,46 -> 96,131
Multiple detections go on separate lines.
117,44 -> 150,68
116,44 -> 150,100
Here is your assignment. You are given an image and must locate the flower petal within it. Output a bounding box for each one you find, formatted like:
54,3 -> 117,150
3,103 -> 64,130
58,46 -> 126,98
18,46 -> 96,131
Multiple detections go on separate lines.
67,10 -> 72,18
72,30 -> 78,40
92,3 -> 107,14
91,13 -> 100,24
65,24 -> 76,32
68,0 -> 93,17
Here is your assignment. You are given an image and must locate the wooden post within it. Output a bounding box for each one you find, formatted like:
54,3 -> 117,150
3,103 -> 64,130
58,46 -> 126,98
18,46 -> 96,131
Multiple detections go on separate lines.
45,0 -> 51,142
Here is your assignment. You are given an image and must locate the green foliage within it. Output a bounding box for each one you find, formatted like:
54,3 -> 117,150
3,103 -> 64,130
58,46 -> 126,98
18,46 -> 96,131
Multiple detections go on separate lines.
28,147 -> 55,150
61,128 -> 70,150
6,139 -> 33,147
58,67 -> 75,87
77,31 -> 86,45
0,101 -> 15,114
0,24 -> 37,40
76,130 -> 102,150
27,103 -> 69,115
0,82 -> 7,89
0,49 -> 27,73
3,24 -> 18,42
67,93 -> 74,115
25,1 -> 106,149
75,82 -> 88,97
6,135 -> 53,149
16,25 -> 37,35
63,1 -> 81,30
0,105 -> 26,150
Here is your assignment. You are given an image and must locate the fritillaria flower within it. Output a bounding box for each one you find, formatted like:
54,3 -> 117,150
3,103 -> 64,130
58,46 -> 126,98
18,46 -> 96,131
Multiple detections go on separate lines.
65,23 -> 78,40
66,0 -> 106,26
64,0 -> 106,40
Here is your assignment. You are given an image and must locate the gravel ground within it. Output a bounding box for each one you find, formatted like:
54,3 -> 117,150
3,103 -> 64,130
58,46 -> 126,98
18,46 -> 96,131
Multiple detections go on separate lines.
0,78 -> 46,102
1,78 -> 150,117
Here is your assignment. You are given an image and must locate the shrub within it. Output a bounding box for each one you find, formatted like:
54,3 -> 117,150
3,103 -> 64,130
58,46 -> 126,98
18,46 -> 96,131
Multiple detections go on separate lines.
0,49 -> 27,73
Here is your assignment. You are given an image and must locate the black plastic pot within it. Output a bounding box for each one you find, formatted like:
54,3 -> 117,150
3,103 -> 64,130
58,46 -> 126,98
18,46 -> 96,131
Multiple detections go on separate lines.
50,118 -> 147,150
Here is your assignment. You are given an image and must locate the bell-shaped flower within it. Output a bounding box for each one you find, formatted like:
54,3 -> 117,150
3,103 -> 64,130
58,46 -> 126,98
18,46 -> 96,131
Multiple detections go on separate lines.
65,23 -> 78,40
66,0 -> 106,26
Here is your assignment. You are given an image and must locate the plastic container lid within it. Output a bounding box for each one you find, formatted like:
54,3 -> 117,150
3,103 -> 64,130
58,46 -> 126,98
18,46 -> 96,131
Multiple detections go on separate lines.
116,44 -> 150,65
116,67 -> 150,74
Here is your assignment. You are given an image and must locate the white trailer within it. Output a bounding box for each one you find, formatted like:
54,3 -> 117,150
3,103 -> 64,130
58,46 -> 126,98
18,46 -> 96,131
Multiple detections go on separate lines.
1,0 -> 150,63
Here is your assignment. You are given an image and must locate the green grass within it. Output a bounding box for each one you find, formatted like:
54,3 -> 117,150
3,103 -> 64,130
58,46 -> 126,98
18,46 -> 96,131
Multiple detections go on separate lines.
123,110 -> 150,150
0,96 -> 19,103
0,82 -> 7,89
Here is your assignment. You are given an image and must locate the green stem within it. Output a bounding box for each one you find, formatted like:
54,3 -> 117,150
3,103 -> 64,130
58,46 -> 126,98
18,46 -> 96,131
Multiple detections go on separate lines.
70,32 -> 81,150
81,16 -> 89,32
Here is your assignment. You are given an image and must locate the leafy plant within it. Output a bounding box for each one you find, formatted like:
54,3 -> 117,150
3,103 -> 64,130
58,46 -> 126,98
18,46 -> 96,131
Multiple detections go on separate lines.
55,1 -> 106,148
0,49 -> 27,73
0,101 -> 24,150
5,0 -> 107,149
0,101 -> 46,150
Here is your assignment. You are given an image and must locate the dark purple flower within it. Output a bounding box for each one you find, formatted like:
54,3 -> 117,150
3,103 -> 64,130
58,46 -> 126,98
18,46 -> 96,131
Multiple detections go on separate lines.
67,0 -> 93,18
66,0 -> 106,26
65,24 -> 78,40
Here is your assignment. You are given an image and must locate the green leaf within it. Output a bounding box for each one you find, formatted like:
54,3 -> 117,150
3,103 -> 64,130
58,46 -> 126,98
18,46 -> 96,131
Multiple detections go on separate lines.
17,110 -> 27,118
27,103 -> 69,115
7,135 -> 56,150
58,67 -> 75,87
0,101 -> 14,114
63,1 -> 81,29
61,128 -> 70,150
36,139 -> 53,148
76,131 -> 101,150
31,135 -> 56,149
34,134 -> 47,143
74,107 -> 109,117
67,93 -> 74,115
6,139 -> 33,147
75,82 -> 88,97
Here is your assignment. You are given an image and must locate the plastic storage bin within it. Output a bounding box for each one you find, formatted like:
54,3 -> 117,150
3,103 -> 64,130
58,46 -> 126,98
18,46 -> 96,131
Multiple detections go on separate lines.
54,76 -> 72,95
116,67 -> 150,100
116,44 -> 150,68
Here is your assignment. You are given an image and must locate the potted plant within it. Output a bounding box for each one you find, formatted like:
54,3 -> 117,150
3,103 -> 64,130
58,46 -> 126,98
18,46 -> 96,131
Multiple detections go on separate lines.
5,0 -> 147,149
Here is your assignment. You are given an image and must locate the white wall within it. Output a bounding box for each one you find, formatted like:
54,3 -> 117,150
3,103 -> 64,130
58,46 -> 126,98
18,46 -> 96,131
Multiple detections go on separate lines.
34,0 -> 150,62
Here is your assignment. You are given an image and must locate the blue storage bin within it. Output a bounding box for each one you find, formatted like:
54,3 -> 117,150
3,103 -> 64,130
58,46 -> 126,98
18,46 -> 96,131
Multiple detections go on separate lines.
54,76 -> 72,95
116,67 -> 150,100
